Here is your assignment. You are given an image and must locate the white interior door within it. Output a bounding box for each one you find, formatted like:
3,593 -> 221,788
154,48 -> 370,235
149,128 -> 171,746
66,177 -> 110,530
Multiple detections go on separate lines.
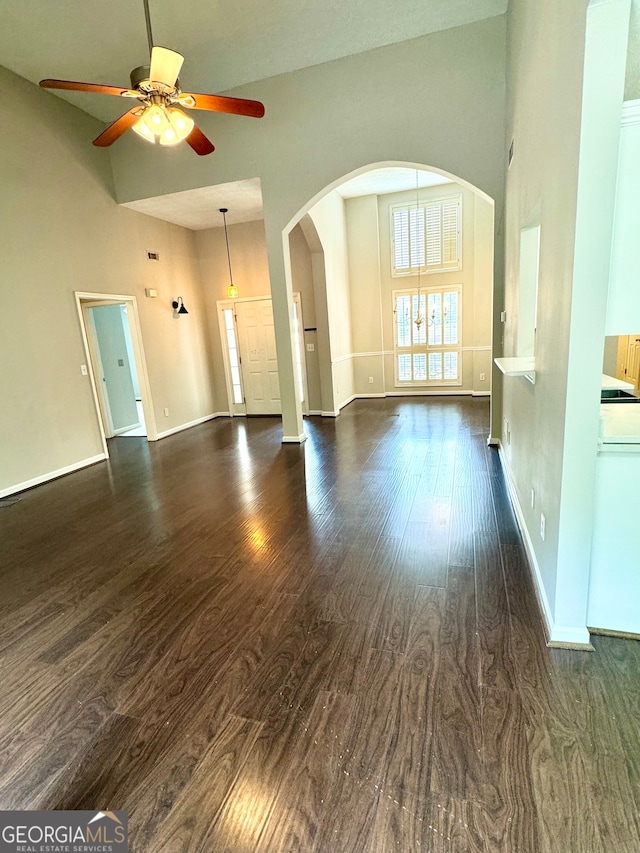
235,299 -> 282,414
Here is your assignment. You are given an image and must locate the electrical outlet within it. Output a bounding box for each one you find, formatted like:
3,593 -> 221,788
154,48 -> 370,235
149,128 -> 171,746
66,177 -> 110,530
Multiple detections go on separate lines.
540,513 -> 546,540
480,372 -> 485,381
530,488 -> 535,509
164,407 -> 169,417
306,343 -> 315,352
369,376 -> 374,384
80,364 -> 88,376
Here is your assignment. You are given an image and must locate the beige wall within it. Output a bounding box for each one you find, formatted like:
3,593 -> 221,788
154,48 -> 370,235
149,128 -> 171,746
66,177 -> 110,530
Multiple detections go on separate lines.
107,16 -> 507,437
502,0 -> 629,642
503,0 -> 587,622
308,191 -> 355,408
345,196 -> 385,395
376,184 -> 493,396
194,181 -> 494,414
288,224 -> 323,412
0,66 -> 216,495
4,14 -> 507,489
195,219 -> 271,412
195,218 -> 327,414
343,184 -> 494,399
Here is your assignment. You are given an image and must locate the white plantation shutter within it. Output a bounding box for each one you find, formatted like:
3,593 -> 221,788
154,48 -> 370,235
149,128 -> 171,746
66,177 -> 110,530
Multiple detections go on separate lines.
393,209 -> 410,270
425,205 -> 442,267
442,201 -> 459,264
409,207 -> 425,268
391,196 -> 461,276
394,286 -> 462,386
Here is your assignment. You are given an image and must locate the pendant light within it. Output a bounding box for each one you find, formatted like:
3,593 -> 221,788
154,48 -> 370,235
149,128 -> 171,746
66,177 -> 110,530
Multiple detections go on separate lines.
220,208 -> 238,299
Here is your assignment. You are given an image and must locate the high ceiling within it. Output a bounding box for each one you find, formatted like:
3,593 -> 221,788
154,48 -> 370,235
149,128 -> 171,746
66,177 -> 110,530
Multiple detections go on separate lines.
122,169 -> 454,230
2,0 -> 507,122
2,0 -> 506,228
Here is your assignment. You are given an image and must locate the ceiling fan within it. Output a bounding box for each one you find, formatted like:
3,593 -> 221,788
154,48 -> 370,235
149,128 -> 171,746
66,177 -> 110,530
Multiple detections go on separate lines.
39,0 -> 264,156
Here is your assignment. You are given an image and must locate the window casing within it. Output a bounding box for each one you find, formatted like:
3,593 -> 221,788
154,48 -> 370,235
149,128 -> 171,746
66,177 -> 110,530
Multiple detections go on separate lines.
391,196 -> 462,276
393,286 -> 462,386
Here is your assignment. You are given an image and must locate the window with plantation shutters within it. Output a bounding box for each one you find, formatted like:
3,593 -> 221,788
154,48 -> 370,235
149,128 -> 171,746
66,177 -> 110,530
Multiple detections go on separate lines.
391,196 -> 461,276
393,286 -> 462,386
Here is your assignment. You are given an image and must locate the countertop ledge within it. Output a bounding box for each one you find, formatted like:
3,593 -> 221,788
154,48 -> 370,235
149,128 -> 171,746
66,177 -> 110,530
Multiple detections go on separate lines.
599,402 -> 640,449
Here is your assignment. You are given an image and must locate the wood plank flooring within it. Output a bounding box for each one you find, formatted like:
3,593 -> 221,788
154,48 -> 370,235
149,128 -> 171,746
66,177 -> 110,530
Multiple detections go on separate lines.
1,397 -> 639,852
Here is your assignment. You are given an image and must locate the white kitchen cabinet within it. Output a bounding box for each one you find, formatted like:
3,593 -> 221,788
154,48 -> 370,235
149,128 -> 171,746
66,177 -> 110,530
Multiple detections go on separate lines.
588,445 -> 640,634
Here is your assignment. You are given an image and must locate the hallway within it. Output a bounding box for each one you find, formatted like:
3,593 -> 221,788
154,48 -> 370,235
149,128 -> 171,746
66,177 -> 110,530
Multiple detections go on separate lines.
0,398 -> 638,851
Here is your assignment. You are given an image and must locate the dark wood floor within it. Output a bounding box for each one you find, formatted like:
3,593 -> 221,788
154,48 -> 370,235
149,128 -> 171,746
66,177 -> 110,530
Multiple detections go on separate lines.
1,397 -> 639,852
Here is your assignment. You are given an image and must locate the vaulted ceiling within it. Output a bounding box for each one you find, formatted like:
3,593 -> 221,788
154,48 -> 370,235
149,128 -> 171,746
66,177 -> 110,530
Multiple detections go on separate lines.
1,0 -> 507,122
2,0 -> 508,227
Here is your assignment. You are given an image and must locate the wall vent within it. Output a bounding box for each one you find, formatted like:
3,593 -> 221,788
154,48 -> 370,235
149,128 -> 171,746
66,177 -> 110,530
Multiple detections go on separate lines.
147,251 -> 160,261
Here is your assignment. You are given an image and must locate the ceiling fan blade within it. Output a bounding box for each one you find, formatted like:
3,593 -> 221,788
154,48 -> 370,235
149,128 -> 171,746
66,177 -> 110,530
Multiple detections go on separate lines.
185,124 -> 215,156
40,78 -> 134,97
149,46 -> 184,88
93,108 -> 143,147
178,92 -> 265,118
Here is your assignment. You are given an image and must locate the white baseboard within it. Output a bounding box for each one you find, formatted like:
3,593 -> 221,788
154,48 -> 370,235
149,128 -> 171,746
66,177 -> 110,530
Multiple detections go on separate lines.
330,389 -> 488,415
156,412 -> 229,440
385,389 -> 473,397
0,453 -> 107,498
113,421 -> 140,436
498,445 -> 593,650
282,433 -> 307,443
338,393 -> 358,409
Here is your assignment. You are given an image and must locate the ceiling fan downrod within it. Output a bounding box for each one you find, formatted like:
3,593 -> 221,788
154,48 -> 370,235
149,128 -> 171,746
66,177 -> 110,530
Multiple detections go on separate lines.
143,0 -> 154,55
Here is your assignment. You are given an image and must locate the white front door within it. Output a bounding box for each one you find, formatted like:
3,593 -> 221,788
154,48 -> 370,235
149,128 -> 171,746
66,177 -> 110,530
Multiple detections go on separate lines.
235,299 -> 282,414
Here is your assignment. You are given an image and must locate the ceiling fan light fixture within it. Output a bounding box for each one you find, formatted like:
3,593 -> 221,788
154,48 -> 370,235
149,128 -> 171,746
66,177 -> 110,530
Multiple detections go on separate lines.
132,114 -> 154,141
39,0 -> 262,156
132,103 -> 166,141
159,108 -> 194,146
132,104 -> 193,146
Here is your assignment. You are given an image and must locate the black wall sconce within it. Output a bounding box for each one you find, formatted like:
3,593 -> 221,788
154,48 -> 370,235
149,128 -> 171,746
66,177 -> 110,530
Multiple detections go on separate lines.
172,296 -> 189,316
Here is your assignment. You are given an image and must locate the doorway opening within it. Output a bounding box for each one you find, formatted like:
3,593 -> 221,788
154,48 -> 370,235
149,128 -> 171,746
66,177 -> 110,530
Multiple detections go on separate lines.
217,292 -> 308,416
282,162 -> 496,429
75,292 -> 157,455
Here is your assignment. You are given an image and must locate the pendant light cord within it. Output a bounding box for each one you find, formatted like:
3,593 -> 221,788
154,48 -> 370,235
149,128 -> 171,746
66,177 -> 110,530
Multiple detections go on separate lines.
416,168 -> 420,293
221,209 -> 234,286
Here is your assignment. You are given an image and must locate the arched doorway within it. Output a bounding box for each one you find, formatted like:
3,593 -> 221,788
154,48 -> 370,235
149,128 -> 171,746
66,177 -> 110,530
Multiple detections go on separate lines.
279,161 -> 496,437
